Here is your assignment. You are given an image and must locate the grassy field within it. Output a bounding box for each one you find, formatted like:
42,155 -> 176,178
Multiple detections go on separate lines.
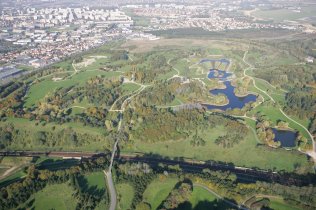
121,83 -> 141,93
84,171 -> 106,190
268,198 -> 302,210
19,182 -> 77,210
25,70 -> 121,107
124,125 -> 310,171
253,7 -> 316,22
188,186 -> 217,209
0,157 -> 32,184
143,177 -> 179,210
143,177 -> 220,210
116,183 -> 134,210
0,170 -> 26,188
1,117 -> 110,151
78,57 -> 109,71
2,117 -> 105,136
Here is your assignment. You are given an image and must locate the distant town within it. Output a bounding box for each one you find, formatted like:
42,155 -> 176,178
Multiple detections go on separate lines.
1,0 -> 315,81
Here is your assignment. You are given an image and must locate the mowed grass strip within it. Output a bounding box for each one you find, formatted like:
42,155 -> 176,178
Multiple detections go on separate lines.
116,183 -> 134,210
268,198 -> 302,210
143,177 -> 179,210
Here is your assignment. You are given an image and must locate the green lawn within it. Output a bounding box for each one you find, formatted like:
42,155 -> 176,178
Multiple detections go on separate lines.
124,125 -> 310,171
0,170 -> 26,188
121,83 -> 141,93
143,178 -> 222,210
116,183 -> 134,210
19,183 -> 77,210
25,70 -> 121,107
78,57 -> 109,71
268,198 -> 301,210
189,186 -> 217,208
1,117 -> 110,152
84,171 -> 106,190
143,177 -> 179,210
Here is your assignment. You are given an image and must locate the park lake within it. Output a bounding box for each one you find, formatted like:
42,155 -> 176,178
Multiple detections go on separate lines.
204,68 -> 257,110
205,66 -> 297,148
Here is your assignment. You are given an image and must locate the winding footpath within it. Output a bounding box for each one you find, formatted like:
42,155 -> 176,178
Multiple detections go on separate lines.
242,50 -> 316,161
105,80 -> 148,210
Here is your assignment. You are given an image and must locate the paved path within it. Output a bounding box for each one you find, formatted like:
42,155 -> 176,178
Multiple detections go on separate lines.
193,183 -> 248,210
242,52 -> 275,103
242,49 -> 316,161
105,80 -> 149,210
104,170 -> 117,210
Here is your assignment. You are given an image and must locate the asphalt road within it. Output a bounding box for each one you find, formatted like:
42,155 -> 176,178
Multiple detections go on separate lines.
104,170 -> 116,210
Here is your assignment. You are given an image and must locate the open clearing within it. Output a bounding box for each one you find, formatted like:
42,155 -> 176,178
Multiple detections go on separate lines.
84,171 -> 106,190
19,182 -> 77,210
116,183 -> 134,210
143,177 -> 179,210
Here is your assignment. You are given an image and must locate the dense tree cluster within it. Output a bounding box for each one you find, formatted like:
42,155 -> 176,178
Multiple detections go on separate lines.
0,123 -> 113,151
0,84 -> 27,117
125,53 -> 172,83
254,65 -> 315,90
85,76 -> 123,106
125,106 -> 249,145
0,81 -> 24,99
134,82 -> 175,106
127,108 -> 208,143
0,156 -> 110,210
161,182 -> 193,210
256,119 -> 278,147
71,174 -> 107,210
284,87 -> 316,119
215,121 -> 248,148
115,163 -> 155,209
190,134 -> 206,147
111,50 -> 129,61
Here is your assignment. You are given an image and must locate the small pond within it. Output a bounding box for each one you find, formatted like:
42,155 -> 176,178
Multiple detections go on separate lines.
272,128 -> 297,147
